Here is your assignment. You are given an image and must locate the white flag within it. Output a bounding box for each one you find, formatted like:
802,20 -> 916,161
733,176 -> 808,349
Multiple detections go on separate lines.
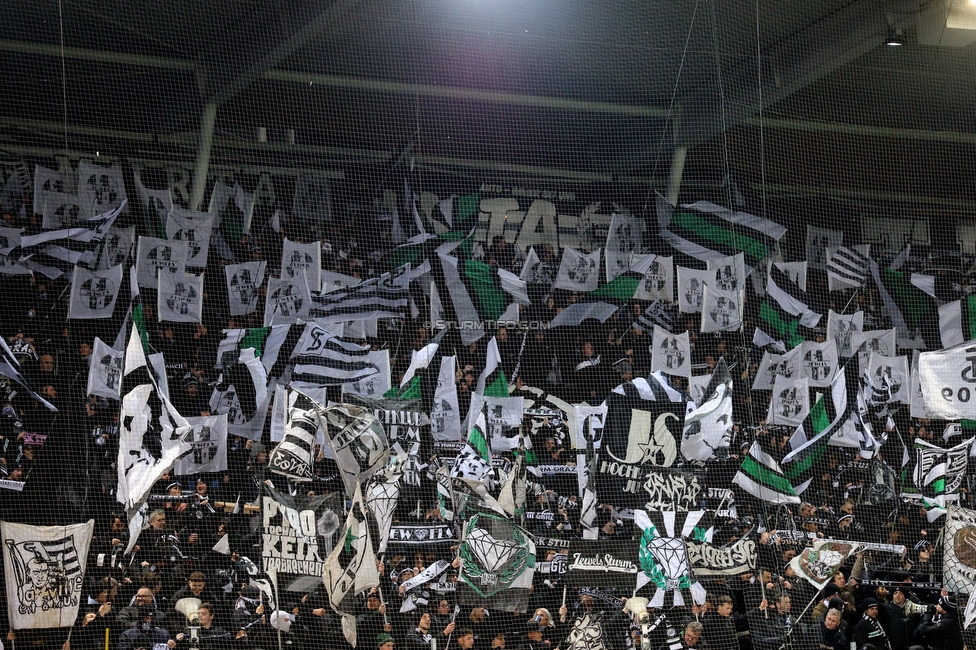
320,270 -> 361,294
135,236 -> 188,288
77,161 -> 127,218
87,338 -> 123,400
157,273 -> 204,323
631,254 -> 673,302
281,239 -> 321,296
553,247 -> 601,292
97,226 -> 135,270
852,328 -> 896,373
133,173 -> 172,231
605,212 -> 642,280
826,310 -> 864,357
707,253 -> 746,292
677,267 -> 713,314
42,192 -> 82,229
33,166 -> 70,216
343,350 -> 391,398
806,225 -> 842,271
865,352 -> 911,406
767,376 -> 810,427
520,247 -> 552,286
826,245 -> 871,291
264,275 -> 312,326
2,520 -> 94,629
773,261 -> 807,291
701,284 -> 740,332
916,342 -> 976,419
800,339 -> 839,387
174,414 -> 229,475
69,265 -> 122,319
225,261 -> 267,316
166,210 -> 213,269
752,347 -> 802,390
650,326 -> 692,378
431,356 -> 462,441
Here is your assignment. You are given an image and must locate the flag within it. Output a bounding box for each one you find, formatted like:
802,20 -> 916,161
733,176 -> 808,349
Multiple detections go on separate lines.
939,296 -> 976,349
563,613 -> 610,650
40,191 -> 82,230
863,352 -> 910,409
365,464 -> 401,554
457,511 -> 536,612
782,376 -> 848,494
944,505 -> 976,594
281,238 -> 321,293
97,226 -> 135,270
307,268 -> 410,324
225,261 -> 267,316
805,225 -> 842,271
77,161 -> 127,219
289,322 -> 378,385
264,274 -> 312,326
732,442 -> 800,504
322,484 -> 380,647
157,272 -> 204,323
634,509 -> 708,608
636,301 -> 676,333
827,310 -> 863,357
452,413 -> 495,487
913,437 -> 972,510
707,253 -> 746,293
918,341 -> 976,419
261,486 -> 343,589
134,236 -> 188,288
0,340 -> 54,411
767,376 -> 810,427
553,247 -> 601,292
343,350 -> 391,398
549,302 -> 618,328
33,166 -> 69,216
22,202 -> 122,250
752,347 -> 802,390
0,227 -> 21,256
314,401 -> 391,497
681,360 -> 733,462
852,328 -> 896,371
789,540 -> 858,589
657,192 -> 786,275
430,356 -> 462,441
826,245 -> 871,291
676,267 -> 711,314
268,389 -> 319,482
799,339 -> 838,387
117,328 -> 192,512
320,270 -> 361,294
476,336 -> 508,396
68,265 -> 122,319
437,253 -> 486,345
752,327 -> 786,353
497,436 -> 528,517
563,539 -> 640,589
174,414 -> 228,475
700,284 -> 740,333
650,327 -> 692,378
87,338 -> 123,400
215,324 -> 292,374
773,260 -> 807,291
166,210 -> 212,269
631,254 -> 674,302
133,172 -> 171,236
760,266 -> 822,348
687,538 -> 757,577
209,348 -> 271,440
292,173 -> 333,229
520,246 -> 552,285
871,261 -> 933,350
605,212 -> 642,280
2,520 -> 94,629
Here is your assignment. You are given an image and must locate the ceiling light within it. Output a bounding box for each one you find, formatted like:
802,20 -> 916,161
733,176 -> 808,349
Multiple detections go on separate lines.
885,29 -> 905,46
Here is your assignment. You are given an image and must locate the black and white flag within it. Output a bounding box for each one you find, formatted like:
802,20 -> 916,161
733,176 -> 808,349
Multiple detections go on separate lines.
605,212 -> 642,280
268,389 -> 319,482
281,239 -> 321,296
752,348 -> 802,390
316,402 -> 391,497
87,338 -> 123,400
22,202 -> 122,250
806,225 -> 843,271
554,247 -> 601,292
174,414 -> 228,475
166,210 -> 212,269
290,323 -> 379,385
320,270 -> 360,294
264,275 -> 312,326
520,247 -> 553,286
2,520 -> 94,629
676,267 -> 712,314
225,261 -> 267,316
307,268 -> 410,324
96,226 -> 134,270
800,339 -> 838,388
342,350 -> 391,398
852,328 -> 896,372
135,236 -> 188,288
365,464 -> 402,554
864,352 -> 910,407
292,173 -> 332,226
157,272 -> 203,323
634,509 -> 707,608
827,310 -> 863,357
41,191 -> 81,229
77,161 -> 127,219
767,376 -> 810,427
707,253 -> 746,292
431,356 -> 462,442
773,261 -> 807,291
33,165 -> 70,216
631,254 -> 674,302
69,265 -> 122,319
701,285 -> 740,333
650,327 -> 692,378
826,245 -> 871,291
681,361 -> 734,463
133,173 -> 172,232
209,349 -> 270,441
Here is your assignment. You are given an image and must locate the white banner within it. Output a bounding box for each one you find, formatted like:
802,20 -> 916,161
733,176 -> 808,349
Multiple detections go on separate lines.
2,520 -> 94,630
431,356 -> 462,441
157,273 -> 204,323
225,261 -> 267,316
919,342 -> 976,419
767,376 -> 810,427
87,338 -> 123,400
166,210 -> 213,269
174,414 -> 229,475
69,265 -> 122,319
676,267 -> 712,314
701,285 -> 740,333
281,239 -> 321,296
264,275 -> 311,326
135,236 -> 188,288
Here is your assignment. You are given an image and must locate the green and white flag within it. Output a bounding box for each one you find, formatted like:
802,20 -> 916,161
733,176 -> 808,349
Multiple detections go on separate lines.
458,512 -> 535,612
732,442 -> 800,505
939,296 -> 976,349
913,437 -> 973,511
760,266 -> 822,349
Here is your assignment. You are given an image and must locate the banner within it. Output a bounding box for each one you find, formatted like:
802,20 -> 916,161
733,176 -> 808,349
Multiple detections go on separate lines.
157,272 -> 204,323
634,509 -> 707,608
430,356 -> 462,441
69,265 -> 122,319
225,261 -> 267,316
388,525 -> 457,545
458,512 -> 536,612
918,342 -> 976,420
166,210 -> 212,268
686,539 -> 756,577
86,338 -> 123,400
564,540 -> 640,588
945,505 -> 976,594
2,520 -> 94,629
281,239 -> 321,295
174,414 -> 228,475
789,539 -> 858,589
135,236 -> 188,288
261,486 -> 343,591
268,389 -> 319,481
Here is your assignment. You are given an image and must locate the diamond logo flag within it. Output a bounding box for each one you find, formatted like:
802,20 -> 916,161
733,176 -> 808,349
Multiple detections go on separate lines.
157,272 -> 203,323
944,505 -> 976,594
87,338 -> 123,400
225,261 -> 267,316
677,267 -> 712,314
458,512 -> 536,612
634,509 -> 708,608
264,275 -> 312,326
281,239 -> 321,296
69,264 -> 122,319
166,210 -> 212,269
135,236 -> 188,288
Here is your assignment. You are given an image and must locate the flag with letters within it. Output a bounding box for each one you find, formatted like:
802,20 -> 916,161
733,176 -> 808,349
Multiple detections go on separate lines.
157,273 -> 203,323
87,338 -> 123,400
166,210 -> 212,269
135,236 -> 188,288
69,265 -> 122,319
225,261 -> 267,316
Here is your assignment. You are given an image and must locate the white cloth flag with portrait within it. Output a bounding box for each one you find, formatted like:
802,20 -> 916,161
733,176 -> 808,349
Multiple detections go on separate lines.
827,310 -> 864,357
69,265 -> 123,319
225,261 -> 267,316
281,239 -> 321,296
77,162 -> 128,219
166,210 -> 213,269
264,275 -> 312,326
553,247 -> 601,292
2,520 -> 94,630
135,236 -> 188,288
701,285 -> 740,333
631,254 -> 673,302
87,338 -> 123,400
175,414 -> 228,475
157,273 -> 204,323
650,326 -> 692,378
677,267 -> 713,314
